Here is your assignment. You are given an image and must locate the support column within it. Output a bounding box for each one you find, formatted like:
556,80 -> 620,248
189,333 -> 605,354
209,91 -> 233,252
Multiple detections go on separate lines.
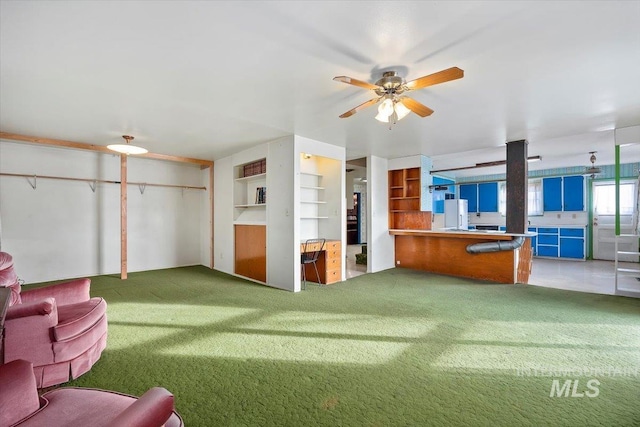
506,140 -> 528,234
120,154 -> 128,280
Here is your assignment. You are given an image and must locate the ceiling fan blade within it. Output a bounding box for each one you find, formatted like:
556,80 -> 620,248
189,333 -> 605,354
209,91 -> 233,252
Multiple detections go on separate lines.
333,76 -> 380,91
339,97 -> 382,118
404,67 -> 464,91
399,97 -> 434,117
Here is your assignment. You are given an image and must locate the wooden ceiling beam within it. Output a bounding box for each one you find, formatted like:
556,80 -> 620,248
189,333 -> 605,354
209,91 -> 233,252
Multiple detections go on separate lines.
0,131 -> 213,168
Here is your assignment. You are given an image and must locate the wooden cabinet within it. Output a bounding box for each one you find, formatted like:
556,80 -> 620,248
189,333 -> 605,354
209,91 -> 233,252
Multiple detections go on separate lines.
234,224 -> 267,282
388,167 -> 431,230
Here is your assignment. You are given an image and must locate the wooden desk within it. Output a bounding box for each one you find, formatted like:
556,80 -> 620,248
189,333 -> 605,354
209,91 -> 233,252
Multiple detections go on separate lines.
301,240 -> 342,284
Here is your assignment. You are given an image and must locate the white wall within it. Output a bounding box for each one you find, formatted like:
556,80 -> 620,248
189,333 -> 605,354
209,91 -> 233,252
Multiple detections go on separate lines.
266,137 -> 296,291
212,155 -> 235,274
367,155 -> 395,272
0,140 -> 209,283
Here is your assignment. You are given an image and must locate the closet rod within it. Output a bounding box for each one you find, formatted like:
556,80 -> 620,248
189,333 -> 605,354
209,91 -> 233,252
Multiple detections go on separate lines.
0,172 -> 206,191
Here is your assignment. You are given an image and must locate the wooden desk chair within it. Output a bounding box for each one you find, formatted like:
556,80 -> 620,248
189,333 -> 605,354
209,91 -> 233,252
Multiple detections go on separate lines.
301,238 -> 326,290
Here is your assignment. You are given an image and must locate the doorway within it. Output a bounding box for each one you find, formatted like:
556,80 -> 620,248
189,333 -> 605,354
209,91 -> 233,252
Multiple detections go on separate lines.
592,179 -> 638,261
346,158 -> 367,278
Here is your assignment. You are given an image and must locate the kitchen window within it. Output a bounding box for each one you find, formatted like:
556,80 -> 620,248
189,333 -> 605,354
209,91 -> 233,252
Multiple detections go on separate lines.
498,179 -> 543,216
593,181 -> 636,215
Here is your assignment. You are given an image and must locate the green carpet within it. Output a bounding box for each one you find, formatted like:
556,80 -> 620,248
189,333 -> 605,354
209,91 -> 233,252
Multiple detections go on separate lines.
39,266 -> 639,426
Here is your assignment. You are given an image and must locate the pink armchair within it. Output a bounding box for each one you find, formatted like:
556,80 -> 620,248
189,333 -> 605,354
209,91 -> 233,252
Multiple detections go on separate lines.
0,252 -> 107,388
0,359 -> 184,427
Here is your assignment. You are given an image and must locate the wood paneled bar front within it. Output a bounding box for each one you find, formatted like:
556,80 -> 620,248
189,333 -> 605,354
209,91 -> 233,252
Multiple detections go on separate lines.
390,230 -> 533,284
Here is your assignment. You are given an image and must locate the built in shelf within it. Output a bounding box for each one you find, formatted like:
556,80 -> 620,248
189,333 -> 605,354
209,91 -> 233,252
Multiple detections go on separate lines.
233,221 -> 267,225
234,204 -> 267,208
301,185 -> 325,190
235,172 -> 266,182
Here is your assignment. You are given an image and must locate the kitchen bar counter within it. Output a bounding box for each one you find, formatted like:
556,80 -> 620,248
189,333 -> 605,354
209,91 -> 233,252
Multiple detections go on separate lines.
389,229 -> 533,284
390,229 -> 534,239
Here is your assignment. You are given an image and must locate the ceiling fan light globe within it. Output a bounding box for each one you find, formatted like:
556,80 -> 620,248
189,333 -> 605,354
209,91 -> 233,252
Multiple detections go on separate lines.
378,98 -> 394,116
394,102 -> 411,120
374,111 -> 389,122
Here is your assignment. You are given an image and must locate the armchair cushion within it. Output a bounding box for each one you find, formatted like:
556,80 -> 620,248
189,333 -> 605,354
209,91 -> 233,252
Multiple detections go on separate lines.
0,360 -> 40,427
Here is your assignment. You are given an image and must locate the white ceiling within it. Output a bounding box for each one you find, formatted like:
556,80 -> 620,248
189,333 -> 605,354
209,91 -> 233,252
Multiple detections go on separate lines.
1,1 -> 639,177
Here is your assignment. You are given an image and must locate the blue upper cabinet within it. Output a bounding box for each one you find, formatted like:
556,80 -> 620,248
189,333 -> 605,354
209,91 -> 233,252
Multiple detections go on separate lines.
563,175 -> 584,211
478,182 -> 498,212
459,184 -> 478,213
543,177 -> 562,211
432,176 -> 455,213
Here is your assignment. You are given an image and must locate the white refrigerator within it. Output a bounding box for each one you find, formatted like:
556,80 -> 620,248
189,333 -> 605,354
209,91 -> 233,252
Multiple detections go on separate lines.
444,199 -> 468,230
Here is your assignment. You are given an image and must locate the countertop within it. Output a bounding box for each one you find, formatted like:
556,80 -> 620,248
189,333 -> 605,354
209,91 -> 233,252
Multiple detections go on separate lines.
389,229 -> 536,239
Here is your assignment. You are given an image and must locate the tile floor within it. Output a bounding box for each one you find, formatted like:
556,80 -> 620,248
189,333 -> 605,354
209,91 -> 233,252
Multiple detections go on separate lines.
344,244 -> 640,298
529,257 -> 640,297
345,244 -> 366,279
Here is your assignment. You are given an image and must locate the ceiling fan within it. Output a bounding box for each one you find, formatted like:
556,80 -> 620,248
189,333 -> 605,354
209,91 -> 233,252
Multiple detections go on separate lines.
333,67 -> 464,128
585,151 -> 602,178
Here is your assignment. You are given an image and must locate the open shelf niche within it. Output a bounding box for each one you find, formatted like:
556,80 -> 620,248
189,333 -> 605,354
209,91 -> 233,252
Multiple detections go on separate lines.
388,155 -> 433,230
299,153 -> 341,242
234,158 -> 267,224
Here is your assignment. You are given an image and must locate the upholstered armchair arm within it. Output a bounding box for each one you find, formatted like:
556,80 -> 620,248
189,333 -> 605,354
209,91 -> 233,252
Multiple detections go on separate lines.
5,297 -> 56,320
4,298 -> 59,365
20,278 -> 91,306
107,387 -> 175,427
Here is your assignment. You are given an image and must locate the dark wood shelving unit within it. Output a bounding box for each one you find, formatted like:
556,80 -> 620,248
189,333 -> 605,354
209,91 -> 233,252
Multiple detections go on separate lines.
388,167 -> 431,230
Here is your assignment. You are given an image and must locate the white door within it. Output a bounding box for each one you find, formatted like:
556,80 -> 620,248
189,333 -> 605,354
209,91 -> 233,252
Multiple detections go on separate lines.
592,180 -> 638,261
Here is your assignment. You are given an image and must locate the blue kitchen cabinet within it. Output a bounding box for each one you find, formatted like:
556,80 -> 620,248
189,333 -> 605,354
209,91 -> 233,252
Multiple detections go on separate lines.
543,177 -> 562,211
432,176 -> 455,213
559,227 -> 585,259
536,227 -> 559,257
563,176 -> 584,211
478,182 -> 499,212
459,184 -> 478,213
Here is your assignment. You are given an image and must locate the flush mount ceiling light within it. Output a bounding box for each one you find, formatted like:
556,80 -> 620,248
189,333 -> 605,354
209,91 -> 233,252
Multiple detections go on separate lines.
107,135 -> 148,155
